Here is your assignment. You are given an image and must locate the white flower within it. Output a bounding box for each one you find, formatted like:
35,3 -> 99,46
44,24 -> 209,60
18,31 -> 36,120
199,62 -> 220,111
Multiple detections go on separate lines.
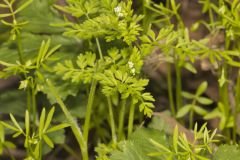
128,61 -> 134,68
114,6 -> 124,17
128,61 -> 135,75
131,68 -> 136,75
114,6 -> 122,13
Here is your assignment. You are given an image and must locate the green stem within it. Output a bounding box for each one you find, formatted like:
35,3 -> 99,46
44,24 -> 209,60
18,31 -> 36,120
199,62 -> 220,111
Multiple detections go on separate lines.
166,0 -> 170,8
209,8 -> 214,29
16,32 -> 24,64
142,0 -> 148,32
83,79 -> 97,143
189,110 -> 194,129
222,65 -> 230,119
31,86 -> 37,127
47,80 -> 88,160
175,59 -> 182,111
95,38 -> 103,59
128,99 -> 135,138
233,72 -> 240,143
7,1 -> 24,64
189,99 -> 196,130
118,99 -> 126,140
219,64 -> 231,141
27,88 -> 31,116
83,37 -> 102,145
167,63 -> 175,116
107,97 -> 117,144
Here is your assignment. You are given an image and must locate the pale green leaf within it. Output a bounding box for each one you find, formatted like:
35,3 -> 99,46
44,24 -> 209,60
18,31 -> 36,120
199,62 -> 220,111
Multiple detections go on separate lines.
10,114 -> 23,132
14,0 -> 33,14
43,107 -> 55,132
43,135 -> 54,148
194,106 -> 208,116
197,97 -> 213,105
39,108 -> 46,135
176,105 -> 192,118
181,91 -> 195,99
46,123 -> 70,133
196,81 -> 208,96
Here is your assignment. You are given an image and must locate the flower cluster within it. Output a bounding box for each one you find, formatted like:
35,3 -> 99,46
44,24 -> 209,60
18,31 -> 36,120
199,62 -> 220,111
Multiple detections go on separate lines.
114,6 -> 124,17
128,61 -> 136,75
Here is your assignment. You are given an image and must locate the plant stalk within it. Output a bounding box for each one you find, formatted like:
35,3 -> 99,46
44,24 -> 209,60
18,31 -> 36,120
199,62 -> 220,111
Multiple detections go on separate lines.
31,86 -> 37,128
233,71 -> 240,143
27,88 -> 31,117
16,32 -> 24,64
83,79 -> 97,143
167,63 -> 175,116
189,110 -> 194,129
95,38 -> 103,60
118,99 -> 126,140
83,37 -> 103,144
107,97 -> 117,144
175,59 -> 182,111
128,99 -> 135,138
47,80 -> 88,160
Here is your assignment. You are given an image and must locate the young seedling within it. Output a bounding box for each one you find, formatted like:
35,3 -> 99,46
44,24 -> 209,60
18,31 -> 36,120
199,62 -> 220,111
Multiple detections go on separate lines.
177,82 -> 213,129
148,123 -> 218,160
1,107 -> 69,159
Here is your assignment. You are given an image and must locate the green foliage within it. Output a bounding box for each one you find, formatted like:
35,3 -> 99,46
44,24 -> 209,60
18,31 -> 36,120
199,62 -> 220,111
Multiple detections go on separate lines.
108,122 -> 219,160
110,128 -> 168,160
1,107 -> 69,159
54,0 -> 143,45
18,0 -> 65,33
0,38 -> 60,84
177,82 -> 213,120
0,89 -> 27,117
204,102 -> 233,130
149,123 -> 218,160
95,143 -> 114,160
0,124 -> 16,155
54,52 -> 96,84
96,69 -> 154,117
213,144 -> 240,160
1,0 -> 240,159
0,0 -> 33,40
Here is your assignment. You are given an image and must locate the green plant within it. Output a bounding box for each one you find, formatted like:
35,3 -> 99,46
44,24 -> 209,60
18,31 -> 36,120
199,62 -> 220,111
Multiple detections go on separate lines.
176,82 -> 213,129
213,144 -> 240,160
49,0 -> 155,159
0,0 -> 240,159
1,107 -> 69,159
148,123 -> 218,160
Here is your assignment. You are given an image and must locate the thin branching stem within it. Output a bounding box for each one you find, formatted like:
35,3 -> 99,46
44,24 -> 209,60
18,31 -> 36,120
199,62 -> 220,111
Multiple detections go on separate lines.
167,63 -> 175,116
83,79 -> 97,142
118,99 -> 126,140
95,38 -> 103,60
175,58 -> 182,112
83,36 -> 103,146
233,72 -> 240,143
47,80 -> 88,160
128,98 -> 135,137
31,86 -> 36,128
107,97 -> 117,144
16,32 -> 24,64
189,99 -> 196,129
